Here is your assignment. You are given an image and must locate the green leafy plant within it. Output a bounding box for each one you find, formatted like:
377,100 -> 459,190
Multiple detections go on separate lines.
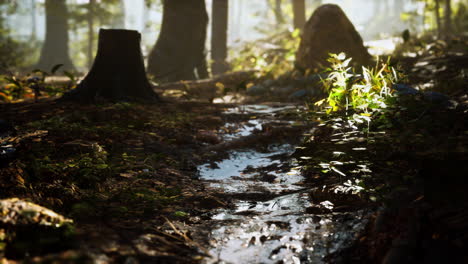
315,53 -> 404,128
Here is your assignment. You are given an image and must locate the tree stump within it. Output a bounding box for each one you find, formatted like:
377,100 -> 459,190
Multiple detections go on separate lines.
295,4 -> 372,72
63,29 -> 159,102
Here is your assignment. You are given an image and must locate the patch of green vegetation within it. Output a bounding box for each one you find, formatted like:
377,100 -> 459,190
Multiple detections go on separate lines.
300,51 -> 466,205
313,53 -> 404,130
230,29 -> 301,79
173,211 -> 188,218
26,147 -> 110,188
0,64 -> 76,102
110,186 -> 182,215
70,202 -> 98,220
107,206 -> 130,218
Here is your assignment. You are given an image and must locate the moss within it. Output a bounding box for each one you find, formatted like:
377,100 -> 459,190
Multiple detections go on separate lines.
70,202 -> 97,220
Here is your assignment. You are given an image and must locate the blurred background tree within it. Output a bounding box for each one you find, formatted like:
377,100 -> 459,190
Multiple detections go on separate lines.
0,0 -> 465,75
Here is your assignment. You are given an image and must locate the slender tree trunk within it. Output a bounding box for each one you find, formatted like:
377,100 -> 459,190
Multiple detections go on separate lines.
142,0 -> 149,34
87,0 -> 96,69
63,29 -> 158,102
292,0 -> 306,30
274,0 -> 285,25
36,0 -> 74,71
435,0 -> 442,38
444,0 -> 452,38
211,0 -> 229,75
30,0 -> 37,41
113,0 -> 126,28
147,0 -> 208,82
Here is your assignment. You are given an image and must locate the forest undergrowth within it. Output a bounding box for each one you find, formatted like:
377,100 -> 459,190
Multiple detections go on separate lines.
0,34 -> 467,263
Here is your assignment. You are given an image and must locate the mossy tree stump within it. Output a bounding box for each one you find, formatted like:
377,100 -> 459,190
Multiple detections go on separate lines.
63,29 -> 159,102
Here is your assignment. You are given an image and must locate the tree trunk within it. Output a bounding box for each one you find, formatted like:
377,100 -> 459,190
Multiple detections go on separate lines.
274,0 -> 285,25
114,0 -> 126,28
435,0 -> 442,38
292,0 -> 306,30
36,0 -> 74,71
62,29 -> 159,102
147,0 -> 209,83
30,0 -> 37,41
87,0 -> 96,69
444,0 -> 452,38
211,0 -> 229,75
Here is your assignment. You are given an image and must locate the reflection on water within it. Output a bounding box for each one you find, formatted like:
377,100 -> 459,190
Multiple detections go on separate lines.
207,207 -> 366,264
222,104 -> 299,115
197,105 -> 367,264
222,119 -> 265,140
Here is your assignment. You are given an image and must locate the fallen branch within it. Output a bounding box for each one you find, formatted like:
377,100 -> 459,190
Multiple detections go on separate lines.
155,71 -> 258,102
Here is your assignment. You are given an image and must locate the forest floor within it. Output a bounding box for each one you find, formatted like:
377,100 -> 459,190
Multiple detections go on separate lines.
0,100 -> 238,263
0,36 -> 467,263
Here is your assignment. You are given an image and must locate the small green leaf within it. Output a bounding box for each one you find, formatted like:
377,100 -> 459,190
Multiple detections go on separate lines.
96,164 -> 109,169
174,211 -> 188,217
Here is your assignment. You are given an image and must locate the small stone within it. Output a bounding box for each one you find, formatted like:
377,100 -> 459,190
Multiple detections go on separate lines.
262,79 -> 276,87
246,85 -> 269,96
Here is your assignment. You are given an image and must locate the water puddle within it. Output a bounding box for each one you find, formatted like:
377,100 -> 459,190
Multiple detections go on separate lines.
221,120 -> 265,140
222,104 -> 299,115
197,104 -> 367,263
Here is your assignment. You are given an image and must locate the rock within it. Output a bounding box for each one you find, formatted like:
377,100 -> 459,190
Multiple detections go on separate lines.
288,89 -> 319,100
305,73 -> 329,84
271,85 -> 294,96
262,79 -> 276,87
393,83 -> 418,95
246,85 -> 269,96
0,198 -> 72,227
392,84 -> 456,108
289,89 -> 309,100
0,198 -> 75,258
295,4 -> 372,71
423,91 -> 456,108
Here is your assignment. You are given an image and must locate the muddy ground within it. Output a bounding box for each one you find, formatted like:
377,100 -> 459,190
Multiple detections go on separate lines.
0,36 -> 467,263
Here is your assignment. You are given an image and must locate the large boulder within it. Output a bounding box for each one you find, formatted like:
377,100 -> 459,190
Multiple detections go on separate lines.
295,4 -> 372,71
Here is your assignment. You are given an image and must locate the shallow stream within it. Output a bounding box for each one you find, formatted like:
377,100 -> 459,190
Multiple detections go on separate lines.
197,104 -> 367,264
